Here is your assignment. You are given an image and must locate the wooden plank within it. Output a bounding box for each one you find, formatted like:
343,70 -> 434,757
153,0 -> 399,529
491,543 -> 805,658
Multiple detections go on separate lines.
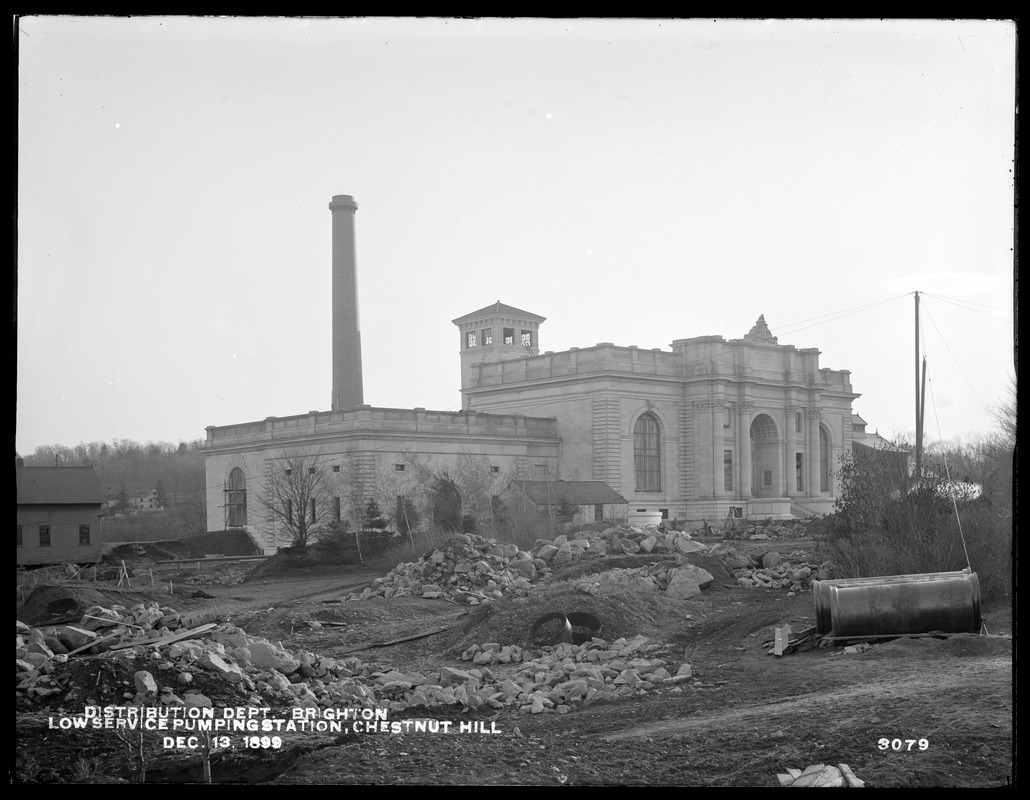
337,626 -> 452,654
65,630 -> 125,657
108,623 -> 218,651
839,763 -> 865,788
792,765 -> 843,787
774,623 -> 792,656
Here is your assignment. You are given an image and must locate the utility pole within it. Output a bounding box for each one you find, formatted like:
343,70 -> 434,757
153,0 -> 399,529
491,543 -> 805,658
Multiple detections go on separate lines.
914,290 -> 922,483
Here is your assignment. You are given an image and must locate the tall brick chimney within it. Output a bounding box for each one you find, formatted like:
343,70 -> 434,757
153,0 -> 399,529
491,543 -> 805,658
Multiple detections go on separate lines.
329,194 -> 364,411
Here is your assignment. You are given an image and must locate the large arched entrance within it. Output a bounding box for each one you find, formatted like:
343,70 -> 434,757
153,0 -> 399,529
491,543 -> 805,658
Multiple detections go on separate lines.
750,414 -> 779,497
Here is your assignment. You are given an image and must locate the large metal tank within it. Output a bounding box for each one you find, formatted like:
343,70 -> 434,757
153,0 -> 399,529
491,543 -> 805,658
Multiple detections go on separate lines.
812,569 -> 981,636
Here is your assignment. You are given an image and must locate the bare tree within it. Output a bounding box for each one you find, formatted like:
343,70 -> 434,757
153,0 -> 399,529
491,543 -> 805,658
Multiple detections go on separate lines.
259,448 -> 335,551
454,450 -> 503,528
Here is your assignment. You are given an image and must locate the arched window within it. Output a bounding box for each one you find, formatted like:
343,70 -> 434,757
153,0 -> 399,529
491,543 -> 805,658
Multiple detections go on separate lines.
227,467 -> 247,527
820,428 -> 830,493
634,413 -> 661,492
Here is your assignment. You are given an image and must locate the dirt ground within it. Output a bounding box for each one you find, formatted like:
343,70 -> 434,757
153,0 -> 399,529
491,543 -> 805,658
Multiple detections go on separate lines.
14,540 -> 1015,787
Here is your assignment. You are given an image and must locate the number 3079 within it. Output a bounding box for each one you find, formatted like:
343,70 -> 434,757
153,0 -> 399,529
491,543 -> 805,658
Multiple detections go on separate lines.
879,738 -> 929,751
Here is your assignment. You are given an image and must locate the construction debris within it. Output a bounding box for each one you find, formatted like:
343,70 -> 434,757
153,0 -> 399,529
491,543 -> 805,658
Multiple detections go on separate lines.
764,624 -> 820,656
777,763 -> 864,787
18,601 -> 695,718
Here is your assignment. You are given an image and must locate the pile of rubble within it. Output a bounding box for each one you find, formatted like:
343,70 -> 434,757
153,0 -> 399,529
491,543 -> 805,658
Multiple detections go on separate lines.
345,534 -> 540,605
535,525 -> 708,562
346,526 -> 709,605
18,602 -> 696,718
709,544 -> 832,593
459,635 -> 694,714
16,601 -> 198,703
718,518 -> 815,541
572,562 -> 716,600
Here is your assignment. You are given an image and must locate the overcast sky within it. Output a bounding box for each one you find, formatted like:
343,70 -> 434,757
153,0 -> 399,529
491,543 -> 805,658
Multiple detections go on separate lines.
17,17 -> 1016,456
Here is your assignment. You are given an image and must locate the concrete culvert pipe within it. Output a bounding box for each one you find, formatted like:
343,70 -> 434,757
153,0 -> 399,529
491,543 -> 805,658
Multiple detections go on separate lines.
531,612 -> 573,646
566,612 -> 602,645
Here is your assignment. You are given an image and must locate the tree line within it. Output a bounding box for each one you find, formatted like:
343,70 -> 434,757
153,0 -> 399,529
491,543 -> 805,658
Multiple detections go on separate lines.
19,438 -> 207,504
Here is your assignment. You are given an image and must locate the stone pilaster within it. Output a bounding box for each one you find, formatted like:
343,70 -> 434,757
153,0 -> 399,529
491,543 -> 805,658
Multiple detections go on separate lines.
736,402 -> 754,498
784,405 -> 799,497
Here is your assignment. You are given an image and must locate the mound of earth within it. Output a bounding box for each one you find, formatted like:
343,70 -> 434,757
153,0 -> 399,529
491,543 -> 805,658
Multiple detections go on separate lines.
444,577 -> 705,656
18,584 -> 203,627
108,530 -> 259,561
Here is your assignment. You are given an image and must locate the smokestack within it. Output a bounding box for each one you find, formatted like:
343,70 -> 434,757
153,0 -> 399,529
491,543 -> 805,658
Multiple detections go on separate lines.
329,194 -> 364,411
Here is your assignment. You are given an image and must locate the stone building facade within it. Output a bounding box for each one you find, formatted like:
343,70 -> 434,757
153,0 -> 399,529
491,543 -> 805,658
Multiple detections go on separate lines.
454,303 -> 859,524
202,195 -> 864,553
203,407 -> 560,553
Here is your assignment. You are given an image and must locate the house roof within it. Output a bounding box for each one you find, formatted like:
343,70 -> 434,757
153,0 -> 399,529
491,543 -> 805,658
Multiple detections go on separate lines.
16,466 -> 106,505
508,480 -> 627,506
452,301 -> 546,325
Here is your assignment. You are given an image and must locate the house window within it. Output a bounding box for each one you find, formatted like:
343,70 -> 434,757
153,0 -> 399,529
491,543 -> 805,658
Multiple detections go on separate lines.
287,499 -> 293,525
796,454 -> 804,492
79,524 -> 91,545
285,469 -> 293,476
724,411 -> 731,429
308,467 -> 316,475
39,525 -> 51,547
16,525 -> 22,547
483,329 -> 493,345
467,331 -> 477,348
763,470 -> 773,488
724,450 -> 734,491
332,465 -> 340,473
227,467 -> 247,527
634,412 -> 661,491
521,331 -> 532,347
489,465 -> 500,473
660,508 -> 669,520
394,464 -> 405,472
796,412 -> 803,433
503,328 -> 515,345
310,499 -> 317,523
594,504 -> 604,522
333,497 -> 341,522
